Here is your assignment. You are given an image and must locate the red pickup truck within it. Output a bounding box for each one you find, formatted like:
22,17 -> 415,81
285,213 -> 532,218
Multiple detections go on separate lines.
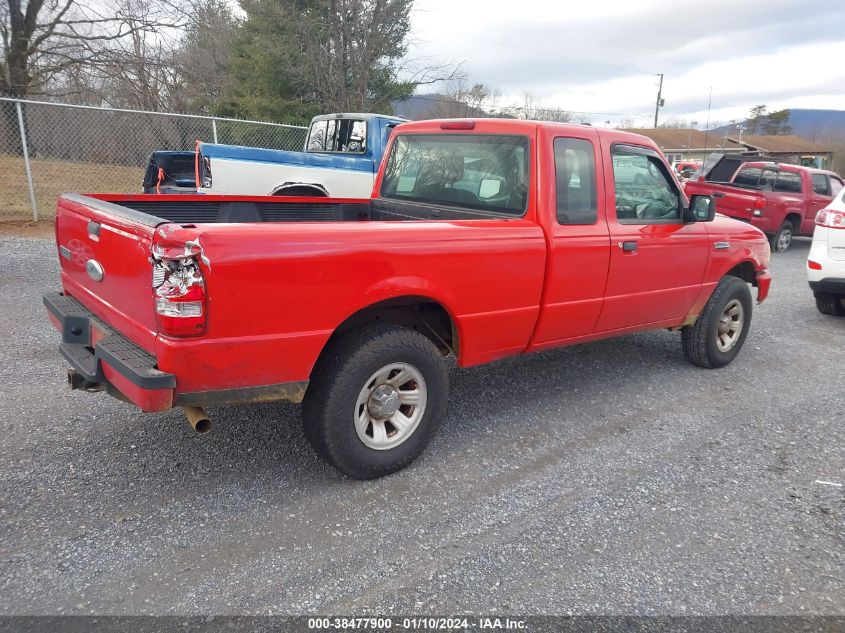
45,119 -> 771,479
685,154 -> 844,252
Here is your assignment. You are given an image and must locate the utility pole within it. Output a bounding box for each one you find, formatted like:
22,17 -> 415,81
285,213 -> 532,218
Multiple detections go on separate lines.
654,73 -> 664,128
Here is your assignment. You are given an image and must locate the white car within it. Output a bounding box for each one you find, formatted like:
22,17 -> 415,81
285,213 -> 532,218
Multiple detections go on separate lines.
808,187 -> 845,315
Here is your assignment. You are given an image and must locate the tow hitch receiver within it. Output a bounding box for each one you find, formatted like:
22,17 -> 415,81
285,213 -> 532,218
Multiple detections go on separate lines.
67,368 -> 103,392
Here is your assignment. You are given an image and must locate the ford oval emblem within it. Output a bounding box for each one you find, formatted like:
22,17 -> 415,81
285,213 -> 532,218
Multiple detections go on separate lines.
85,259 -> 105,282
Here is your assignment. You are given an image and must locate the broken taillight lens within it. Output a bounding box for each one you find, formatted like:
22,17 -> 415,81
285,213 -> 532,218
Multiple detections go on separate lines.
152,254 -> 207,337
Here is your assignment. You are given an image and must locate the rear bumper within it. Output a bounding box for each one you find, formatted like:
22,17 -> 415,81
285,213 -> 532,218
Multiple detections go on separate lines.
809,278 -> 845,295
44,292 -> 176,412
44,292 -> 310,412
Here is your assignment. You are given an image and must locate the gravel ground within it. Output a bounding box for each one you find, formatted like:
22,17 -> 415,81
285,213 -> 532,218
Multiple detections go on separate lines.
0,235 -> 842,616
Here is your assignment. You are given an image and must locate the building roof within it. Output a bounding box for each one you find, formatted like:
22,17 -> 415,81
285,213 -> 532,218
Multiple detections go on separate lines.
627,128 -> 744,151
727,134 -> 831,154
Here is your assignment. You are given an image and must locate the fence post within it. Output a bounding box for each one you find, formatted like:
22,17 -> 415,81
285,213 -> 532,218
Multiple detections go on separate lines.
16,100 -> 38,221
212,118 -> 218,143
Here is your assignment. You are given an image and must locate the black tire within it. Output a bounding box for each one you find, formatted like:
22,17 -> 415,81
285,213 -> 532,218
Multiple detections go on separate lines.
769,220 -> 794,253
814,292 -> 845,316
302,324 -> 448,479
682,276 -> 753,368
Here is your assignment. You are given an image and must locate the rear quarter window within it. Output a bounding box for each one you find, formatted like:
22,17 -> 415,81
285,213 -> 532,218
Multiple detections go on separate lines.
554,138 -> 597,225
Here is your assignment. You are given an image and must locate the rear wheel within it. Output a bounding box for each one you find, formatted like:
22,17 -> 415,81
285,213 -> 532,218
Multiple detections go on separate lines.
682,276 -> 753,368
769,220 -> 794,253
302,324 -> 448,479
814,292 -> 845,316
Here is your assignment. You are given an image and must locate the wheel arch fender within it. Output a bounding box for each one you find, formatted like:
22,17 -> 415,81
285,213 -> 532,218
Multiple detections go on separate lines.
309,280 -> 463,377
270,182 -> 330,197
783,210 -> 803,231
684,258 -> 761,326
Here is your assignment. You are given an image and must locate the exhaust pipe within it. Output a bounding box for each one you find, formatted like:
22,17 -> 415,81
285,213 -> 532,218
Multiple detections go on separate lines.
183,406 -> 212,434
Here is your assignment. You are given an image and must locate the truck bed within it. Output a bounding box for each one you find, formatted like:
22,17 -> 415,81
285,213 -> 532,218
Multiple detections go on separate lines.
89,193 -> 525,224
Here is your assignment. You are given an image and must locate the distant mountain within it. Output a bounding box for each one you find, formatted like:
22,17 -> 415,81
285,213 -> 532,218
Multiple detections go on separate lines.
392,94 -> 490,120
392,94 -> 448,120
711,109 -> 845,142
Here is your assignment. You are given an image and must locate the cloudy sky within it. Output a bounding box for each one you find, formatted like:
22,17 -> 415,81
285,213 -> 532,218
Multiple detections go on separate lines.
405,0 -> 845,127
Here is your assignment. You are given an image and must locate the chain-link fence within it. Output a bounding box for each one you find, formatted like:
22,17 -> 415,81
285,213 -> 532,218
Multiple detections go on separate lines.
0,98 -> 309,222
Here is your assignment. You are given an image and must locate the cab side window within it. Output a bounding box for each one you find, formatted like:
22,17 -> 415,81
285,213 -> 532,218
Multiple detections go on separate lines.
774,171 -> 802,193
812,173 -> 831,196
612,147 -> 680,222
554,138 -> 597,225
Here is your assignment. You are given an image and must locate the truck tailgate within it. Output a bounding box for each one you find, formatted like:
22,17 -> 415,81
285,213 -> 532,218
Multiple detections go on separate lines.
713,188 -> 763,221
688,181 -> 763,222
54,193 -> 162,352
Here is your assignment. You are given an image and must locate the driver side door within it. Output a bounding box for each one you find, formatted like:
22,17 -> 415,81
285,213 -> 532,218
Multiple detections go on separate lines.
595,143 -> 710,333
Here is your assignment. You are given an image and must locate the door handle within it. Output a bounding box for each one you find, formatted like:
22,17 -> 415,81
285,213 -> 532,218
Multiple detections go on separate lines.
712,192 -> 725,199
619,241 -> 638,252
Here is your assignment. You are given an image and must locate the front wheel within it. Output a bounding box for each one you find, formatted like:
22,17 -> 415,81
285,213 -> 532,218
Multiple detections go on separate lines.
769,220 -> 794,253
682,276 -> 753,368
302,324 -> 448,479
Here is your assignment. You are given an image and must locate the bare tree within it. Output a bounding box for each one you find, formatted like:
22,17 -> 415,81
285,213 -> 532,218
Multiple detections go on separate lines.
0,0 -> 181,100
658,118 -> 692,129
499,92 -> 572,123
614,118 -> 639,129
173,0 -> 238,114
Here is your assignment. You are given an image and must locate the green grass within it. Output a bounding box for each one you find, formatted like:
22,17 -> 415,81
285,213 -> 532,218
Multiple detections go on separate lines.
0,154 -> 143,222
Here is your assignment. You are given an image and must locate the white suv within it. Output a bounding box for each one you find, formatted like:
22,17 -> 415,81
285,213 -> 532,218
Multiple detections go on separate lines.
808,187 -> 845,316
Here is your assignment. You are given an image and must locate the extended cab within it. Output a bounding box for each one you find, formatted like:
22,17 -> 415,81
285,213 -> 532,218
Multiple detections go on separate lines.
685,154 -> 844,252
196,113 -> 405,198
45,119 -> 771,479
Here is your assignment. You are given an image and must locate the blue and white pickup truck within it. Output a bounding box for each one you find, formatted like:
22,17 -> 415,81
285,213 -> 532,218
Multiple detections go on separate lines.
197,113 -> 406,198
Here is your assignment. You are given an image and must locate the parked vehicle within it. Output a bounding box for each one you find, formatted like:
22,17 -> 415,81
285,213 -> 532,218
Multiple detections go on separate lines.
44,119 -> 771,479
685,154 -> 843,252
808,187 -> 845,316
142,151 -> 196,194
673,160 -> 702,180
196,113 -> 406,198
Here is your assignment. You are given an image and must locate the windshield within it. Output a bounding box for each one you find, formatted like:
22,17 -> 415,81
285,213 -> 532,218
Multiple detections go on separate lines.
380,134 -> 529,215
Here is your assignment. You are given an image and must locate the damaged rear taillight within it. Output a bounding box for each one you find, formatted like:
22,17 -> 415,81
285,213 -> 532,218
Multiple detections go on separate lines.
152,240 -> 207,337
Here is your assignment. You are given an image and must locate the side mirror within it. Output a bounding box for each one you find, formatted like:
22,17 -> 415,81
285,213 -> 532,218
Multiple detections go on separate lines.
688,194 -> 716,222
